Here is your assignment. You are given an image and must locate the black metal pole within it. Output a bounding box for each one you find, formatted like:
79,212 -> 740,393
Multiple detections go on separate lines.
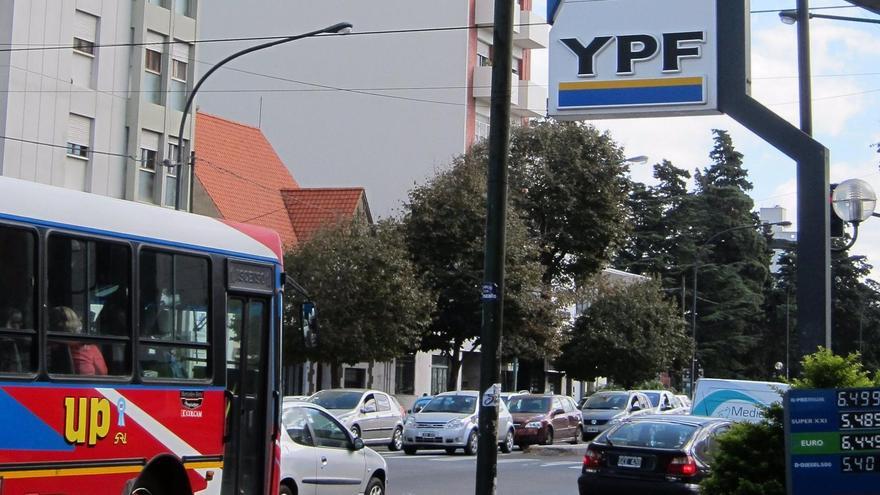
475,0 -> 515,493
690,264 -> 698,398
173,22 -> 352,210
796,0 -> 812,135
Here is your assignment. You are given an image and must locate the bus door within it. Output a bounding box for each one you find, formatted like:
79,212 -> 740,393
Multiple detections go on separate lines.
224,296 -> 269,495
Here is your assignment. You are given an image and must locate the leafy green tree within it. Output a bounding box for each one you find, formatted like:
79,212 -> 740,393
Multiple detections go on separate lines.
557,278 -> 691,388
507,121 -> 632,286
701,349 -> 876,495
283,219 -> 434,387
402,145 -> 562,389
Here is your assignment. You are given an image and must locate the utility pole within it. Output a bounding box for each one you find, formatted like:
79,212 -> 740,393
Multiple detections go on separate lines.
475,0 -> 515,493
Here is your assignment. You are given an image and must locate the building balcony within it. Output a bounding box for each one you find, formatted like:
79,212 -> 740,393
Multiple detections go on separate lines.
514,11 -> 549,49
514,80 -> 547,118
476,1 -> 521,33
473,65 -> 518,106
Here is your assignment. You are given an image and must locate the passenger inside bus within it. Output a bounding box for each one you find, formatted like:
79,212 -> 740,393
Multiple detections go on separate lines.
0,307 -> 24,372
51,306 -> 108,376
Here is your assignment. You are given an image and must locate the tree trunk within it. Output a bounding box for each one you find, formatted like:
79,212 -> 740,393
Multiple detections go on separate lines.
307,361 -> 316,395
330,361 -> 342,389
367,361 -> 375,389
316,362 -> 324,392
447,342 -> 463,391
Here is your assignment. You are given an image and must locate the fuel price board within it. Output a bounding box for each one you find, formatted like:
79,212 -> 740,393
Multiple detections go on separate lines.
786,388 -> 880,494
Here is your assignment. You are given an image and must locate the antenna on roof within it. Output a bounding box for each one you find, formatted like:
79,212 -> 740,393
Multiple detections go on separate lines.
258,97 -> 263,129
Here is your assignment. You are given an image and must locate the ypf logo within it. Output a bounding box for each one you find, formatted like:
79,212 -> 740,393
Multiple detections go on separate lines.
560,31 -> 706,77
64,397 -> 111,446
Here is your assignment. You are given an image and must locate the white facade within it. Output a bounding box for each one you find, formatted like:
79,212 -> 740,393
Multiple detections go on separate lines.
0,0 -> 199,209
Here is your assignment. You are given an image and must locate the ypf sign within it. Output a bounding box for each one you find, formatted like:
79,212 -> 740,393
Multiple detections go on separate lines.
549,0 -> 723,119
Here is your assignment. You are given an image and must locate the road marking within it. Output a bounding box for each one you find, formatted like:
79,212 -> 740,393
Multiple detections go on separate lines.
568,466 -> 582,469
539,461 -> 582,467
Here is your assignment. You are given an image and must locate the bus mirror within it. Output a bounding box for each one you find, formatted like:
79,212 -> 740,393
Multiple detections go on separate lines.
301,301 -> 318,349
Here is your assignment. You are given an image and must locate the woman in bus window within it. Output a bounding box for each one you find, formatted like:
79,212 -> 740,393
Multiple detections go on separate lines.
51,306 -> 107,375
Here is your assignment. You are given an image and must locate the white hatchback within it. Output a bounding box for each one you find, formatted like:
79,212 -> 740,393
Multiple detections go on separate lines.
280,401 -> 388,495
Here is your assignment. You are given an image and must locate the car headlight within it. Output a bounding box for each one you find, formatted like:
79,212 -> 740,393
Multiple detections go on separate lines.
608,417 -> 621,425
525,421 -> 543,429
405,416 -> 416,426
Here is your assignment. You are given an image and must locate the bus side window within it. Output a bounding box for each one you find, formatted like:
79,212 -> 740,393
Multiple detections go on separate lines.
139,249 -> 210,380
46,235 -> 131,376
0,225 -> 37,374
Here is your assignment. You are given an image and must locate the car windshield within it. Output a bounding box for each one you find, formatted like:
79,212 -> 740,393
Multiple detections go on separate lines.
606,422 -> 699,449
642,392 -> 661,407
308,390 -> 362,410
421,395 -> 477,414
583,393 -> 628,410
508,397 -> 551,414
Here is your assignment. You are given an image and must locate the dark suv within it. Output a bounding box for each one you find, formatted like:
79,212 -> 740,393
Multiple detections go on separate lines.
509,394 -> 583,446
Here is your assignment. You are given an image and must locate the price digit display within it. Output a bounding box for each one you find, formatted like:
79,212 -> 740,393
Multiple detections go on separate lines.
839,412 -> 880,430
841,455 -> 879,473
840,433 -> 880,452
837,390 -> 880,408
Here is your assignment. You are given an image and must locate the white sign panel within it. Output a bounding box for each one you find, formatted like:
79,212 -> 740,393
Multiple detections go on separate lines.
549,0 -> 720,119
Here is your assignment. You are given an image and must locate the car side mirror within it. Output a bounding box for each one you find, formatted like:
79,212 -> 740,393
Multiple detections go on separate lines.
362,403 -> 376,414
630,405 -> 641,412
351,437 -> 365,451
552,408 -> 565,416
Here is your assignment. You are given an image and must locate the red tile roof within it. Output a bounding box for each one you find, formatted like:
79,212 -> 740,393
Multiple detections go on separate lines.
281,188 -> 371,243
194,112 -> 300,248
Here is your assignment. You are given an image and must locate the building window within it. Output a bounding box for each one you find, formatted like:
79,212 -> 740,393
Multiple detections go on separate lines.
147,0 -> 168,7
164,138 -> 186,208
175,0 -> 191,17
475,114 -> 490,142
138,130 -> 160,203
143,32 -> 164,105
66,114 -> 92,160
73,38 -> 94,56
72,10 -> 97,88
395,355 -> 415,395
477,53 -> 491,67
170,42 -> 190,111
430,355 -> 449,395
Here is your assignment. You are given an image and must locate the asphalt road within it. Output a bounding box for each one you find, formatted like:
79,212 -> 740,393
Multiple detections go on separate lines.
375,447 -> 584,495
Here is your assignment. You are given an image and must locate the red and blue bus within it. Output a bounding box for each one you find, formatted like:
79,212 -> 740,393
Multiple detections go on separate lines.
0,177 -> 284,495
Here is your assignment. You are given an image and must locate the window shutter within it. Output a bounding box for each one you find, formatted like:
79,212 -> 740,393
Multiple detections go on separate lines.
172,41 -> 190,61
73,11 -> 97,42
141,130 -> 160,151
68,114 -> 91,145
145,30 -> 165,49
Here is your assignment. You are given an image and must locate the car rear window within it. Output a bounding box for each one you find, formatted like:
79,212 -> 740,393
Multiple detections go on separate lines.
643,392 -> 660,407
606,422 -> 699,449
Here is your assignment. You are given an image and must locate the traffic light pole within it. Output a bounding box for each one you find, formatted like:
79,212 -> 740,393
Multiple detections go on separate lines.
475,1 -> 515,494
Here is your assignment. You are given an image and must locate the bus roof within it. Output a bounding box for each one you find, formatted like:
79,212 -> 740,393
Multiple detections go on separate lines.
0,176 -> 282,262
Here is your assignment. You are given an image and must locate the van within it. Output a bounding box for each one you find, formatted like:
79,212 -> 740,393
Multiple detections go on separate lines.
691,378 -> 789,423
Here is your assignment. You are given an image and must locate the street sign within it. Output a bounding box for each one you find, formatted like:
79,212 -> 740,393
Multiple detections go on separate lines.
482,383 -> 501,408
549,0 -> 722,119
785,388 -> 880,495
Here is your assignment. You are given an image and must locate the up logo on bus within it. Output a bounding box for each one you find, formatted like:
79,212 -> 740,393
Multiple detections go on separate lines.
64,397 -> 111,446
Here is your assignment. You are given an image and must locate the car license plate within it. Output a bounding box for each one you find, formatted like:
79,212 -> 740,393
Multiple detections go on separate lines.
586,426 -> 599,433
421,432 -> 435,438
618,456 -> 642,468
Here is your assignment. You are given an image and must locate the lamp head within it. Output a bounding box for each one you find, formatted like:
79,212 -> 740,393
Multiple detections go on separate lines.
779,10 -> 798,24
623,155 -> 649,165
833,178 -> 877,223
328,22 -> 353,35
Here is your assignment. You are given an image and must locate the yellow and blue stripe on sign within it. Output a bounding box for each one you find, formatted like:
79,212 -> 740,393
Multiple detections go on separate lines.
558,77 -> 705,108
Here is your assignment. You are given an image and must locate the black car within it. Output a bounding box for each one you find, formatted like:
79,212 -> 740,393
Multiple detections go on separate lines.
577,415 -> 731,495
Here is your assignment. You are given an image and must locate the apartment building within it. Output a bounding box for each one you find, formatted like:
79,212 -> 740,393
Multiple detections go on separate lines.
0,0 -> 199,209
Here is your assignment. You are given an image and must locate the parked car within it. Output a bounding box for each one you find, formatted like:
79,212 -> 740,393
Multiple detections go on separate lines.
675,394 -> 692,412
580,391 -> 653,440
280,401 -> 387,495
408,395 -> 433,416
509,394 -> 583,447
636,390 -> 687,414
499,391 -> 529,406
578,415 -> 731,494
307,389 -> 406,451
282,395 -> 309,404
402,390 -> 515,455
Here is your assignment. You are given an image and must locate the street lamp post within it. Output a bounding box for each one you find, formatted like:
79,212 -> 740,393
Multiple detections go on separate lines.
172,22 -> 353,211
690,221 -> 792,396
